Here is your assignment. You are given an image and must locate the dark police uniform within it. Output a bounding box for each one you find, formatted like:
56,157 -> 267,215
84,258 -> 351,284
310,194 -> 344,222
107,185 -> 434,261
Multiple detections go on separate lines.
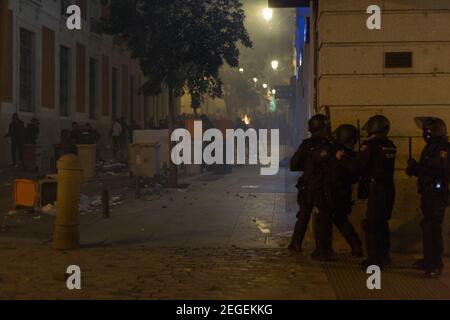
328,142 -> 363,257
409,137 -> 450,273
290,135 -> 334,258
341,135 -> 397,268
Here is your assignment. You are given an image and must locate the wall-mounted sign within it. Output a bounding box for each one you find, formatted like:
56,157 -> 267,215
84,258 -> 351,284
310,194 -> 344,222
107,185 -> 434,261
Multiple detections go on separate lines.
269,0 -> 310,8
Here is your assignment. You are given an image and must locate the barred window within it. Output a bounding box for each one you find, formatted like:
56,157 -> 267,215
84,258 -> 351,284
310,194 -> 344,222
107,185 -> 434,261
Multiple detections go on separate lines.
19,28 -> 35,113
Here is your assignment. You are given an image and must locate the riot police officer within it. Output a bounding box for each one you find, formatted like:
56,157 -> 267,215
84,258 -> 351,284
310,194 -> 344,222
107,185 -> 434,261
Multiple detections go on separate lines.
329,125 -> 363,257
406,117 -> 450,277
289,114 -> 334,260
338,115 -> 397,269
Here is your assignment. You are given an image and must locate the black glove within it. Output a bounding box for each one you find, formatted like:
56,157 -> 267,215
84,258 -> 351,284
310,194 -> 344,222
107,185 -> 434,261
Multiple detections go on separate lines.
406,159 -> 418,177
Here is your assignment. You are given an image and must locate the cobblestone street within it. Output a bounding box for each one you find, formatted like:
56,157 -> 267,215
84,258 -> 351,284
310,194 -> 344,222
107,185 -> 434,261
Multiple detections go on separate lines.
1,166 -> 450,299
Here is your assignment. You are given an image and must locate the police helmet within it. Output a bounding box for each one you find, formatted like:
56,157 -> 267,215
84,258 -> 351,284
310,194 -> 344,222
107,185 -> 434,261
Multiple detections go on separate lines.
308,114 -> 330,135
335,124 -> 359,146
363,115 -> 390,136
416,117 -> 447,140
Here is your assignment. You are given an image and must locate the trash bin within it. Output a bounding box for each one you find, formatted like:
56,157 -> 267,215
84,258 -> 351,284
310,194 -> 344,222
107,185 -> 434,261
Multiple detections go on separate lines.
13,179 -> 38,209
76,144 -> 97,179
128,143 -> 160,177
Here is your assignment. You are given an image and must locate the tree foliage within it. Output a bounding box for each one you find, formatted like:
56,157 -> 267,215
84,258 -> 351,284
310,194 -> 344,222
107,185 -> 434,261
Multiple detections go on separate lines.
103,0 -> 252,111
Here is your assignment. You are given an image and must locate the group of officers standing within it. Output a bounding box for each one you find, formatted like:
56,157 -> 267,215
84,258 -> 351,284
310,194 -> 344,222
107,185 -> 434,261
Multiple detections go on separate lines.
289,114 -> 450,277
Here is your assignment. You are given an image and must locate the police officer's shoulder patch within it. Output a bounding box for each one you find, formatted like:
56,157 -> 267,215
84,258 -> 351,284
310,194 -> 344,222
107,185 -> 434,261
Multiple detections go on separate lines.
320,149 -> 328,158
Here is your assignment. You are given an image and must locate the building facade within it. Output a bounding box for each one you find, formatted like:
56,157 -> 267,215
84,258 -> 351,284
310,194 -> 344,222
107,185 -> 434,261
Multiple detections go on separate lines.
291,0 -> 450,163
0,0 -> 173,166
318,0 -> 450,162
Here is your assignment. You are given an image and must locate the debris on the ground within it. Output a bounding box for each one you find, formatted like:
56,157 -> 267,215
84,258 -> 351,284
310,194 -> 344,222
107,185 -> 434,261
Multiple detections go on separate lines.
252,217 -> 272,235
6,210 -> 18,216
32,215 -> 41,221
96,160 -> 127,175
273,231 -> 293,237
41,204 -> 56,216
79,193 -> 124,214
242,185 -> 259,189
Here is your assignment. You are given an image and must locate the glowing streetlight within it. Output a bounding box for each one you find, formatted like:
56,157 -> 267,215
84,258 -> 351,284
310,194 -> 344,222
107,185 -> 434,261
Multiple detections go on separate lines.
262,83 -> 268,89
239,67 -> 244,73
253,77 -> 258,83
271,60 -> 279,71
262,8 -> 273,22
272,89 -> 277,95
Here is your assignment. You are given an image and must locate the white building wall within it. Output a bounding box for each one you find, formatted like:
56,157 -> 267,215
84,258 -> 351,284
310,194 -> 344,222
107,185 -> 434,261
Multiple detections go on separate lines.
0,0 -> 168,167
316,0 -> 450,163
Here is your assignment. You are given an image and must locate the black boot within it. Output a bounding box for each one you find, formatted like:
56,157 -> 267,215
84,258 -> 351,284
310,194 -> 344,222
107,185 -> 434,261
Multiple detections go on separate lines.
288,213 -> 310,252
337,222 -> 364,258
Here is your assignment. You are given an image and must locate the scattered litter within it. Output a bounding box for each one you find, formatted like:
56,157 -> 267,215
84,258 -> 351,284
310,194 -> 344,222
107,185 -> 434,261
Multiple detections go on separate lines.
242,185 -> 259,189
6,210 -> 18,216
79,193 -> 124,214
273,231 -> 293,238
252,217 -> 272,235
96,160 -> 127,175
41,204 -> 56,216
32,216 -> 41,220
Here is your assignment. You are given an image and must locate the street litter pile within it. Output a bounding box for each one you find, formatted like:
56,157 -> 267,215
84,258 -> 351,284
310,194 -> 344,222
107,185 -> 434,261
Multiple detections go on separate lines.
252,217 -> 272,235
79,194 -> 124,215
96,160 -> 128,176
13,193 -> 126,217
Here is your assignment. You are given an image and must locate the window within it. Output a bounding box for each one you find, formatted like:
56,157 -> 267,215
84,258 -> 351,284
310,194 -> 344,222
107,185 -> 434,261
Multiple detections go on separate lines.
89,58 -> 98,120
60,46 -> 71,116
111,67 -> 119,119
385,52 -> 413,68
19,28 -> 35,113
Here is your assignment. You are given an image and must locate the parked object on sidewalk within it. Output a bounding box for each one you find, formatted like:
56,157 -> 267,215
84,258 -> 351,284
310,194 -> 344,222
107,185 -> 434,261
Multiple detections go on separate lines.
76,144 -> 97,179
12,177 -> 58,211
128,143 -> 161,178
53,154 -> 83,251
13,179 -> 38,209
133,130 -> 170,168
37,179 -> 57,208
102,189 -> 110,218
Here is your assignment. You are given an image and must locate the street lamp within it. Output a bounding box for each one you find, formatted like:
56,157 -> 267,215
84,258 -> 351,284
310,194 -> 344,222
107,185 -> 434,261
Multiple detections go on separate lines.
253,77 -> 258,83
239,67 -> 244,73
271,60 -> 279,71
262,8 -> 273,22
272,89 -> 277,95
262,83 -> 268,89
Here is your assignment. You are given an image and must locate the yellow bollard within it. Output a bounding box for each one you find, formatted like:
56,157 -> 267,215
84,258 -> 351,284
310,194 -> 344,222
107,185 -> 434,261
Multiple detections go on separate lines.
53,154 -> 82,250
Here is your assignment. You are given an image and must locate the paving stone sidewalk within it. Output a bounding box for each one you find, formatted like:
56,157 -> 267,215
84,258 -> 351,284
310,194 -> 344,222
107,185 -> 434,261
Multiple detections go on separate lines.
1,165 -> 450,299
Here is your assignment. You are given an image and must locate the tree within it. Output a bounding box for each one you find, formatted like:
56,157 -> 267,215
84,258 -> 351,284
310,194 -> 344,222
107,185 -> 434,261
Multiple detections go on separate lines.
221,67 -> 259,117
103,0 -> 252,187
